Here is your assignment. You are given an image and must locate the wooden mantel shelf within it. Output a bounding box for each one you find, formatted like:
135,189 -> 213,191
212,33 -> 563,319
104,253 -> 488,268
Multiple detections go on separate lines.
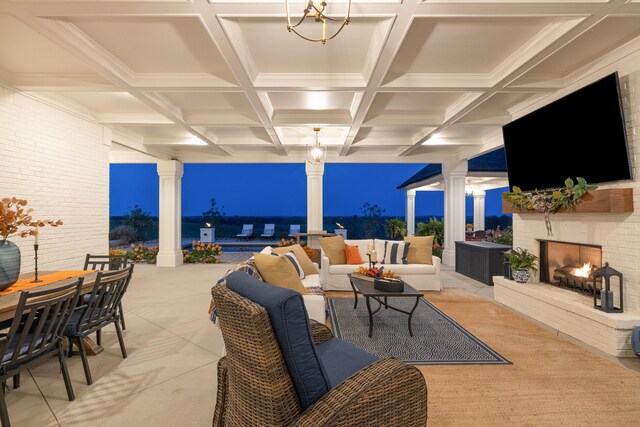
502,188 -> 634,214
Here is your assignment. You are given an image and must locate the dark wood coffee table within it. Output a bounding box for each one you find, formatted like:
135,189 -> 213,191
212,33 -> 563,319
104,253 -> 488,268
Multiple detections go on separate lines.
347,274 -> 422,338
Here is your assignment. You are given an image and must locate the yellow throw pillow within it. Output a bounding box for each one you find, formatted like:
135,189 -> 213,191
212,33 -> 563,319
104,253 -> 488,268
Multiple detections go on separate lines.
253,253 -> 307,294
320,235 -> 347,265
272,244 -> 317,275
403,236 -> 434,265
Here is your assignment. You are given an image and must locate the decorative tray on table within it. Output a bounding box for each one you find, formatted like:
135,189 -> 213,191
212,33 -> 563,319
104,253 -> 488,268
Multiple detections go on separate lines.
373,277 -> 404,292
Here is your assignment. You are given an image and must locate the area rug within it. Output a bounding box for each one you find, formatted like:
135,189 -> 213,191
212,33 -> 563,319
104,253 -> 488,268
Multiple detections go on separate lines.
327,297 -> 510,365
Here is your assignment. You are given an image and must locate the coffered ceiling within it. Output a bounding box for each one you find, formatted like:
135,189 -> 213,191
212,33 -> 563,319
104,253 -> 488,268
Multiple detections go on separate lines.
1,0 -> 639,164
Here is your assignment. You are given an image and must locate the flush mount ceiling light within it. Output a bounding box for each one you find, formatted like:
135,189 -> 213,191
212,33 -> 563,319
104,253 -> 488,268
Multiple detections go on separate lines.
286,0 -> 351,44
307,127 -> 327,164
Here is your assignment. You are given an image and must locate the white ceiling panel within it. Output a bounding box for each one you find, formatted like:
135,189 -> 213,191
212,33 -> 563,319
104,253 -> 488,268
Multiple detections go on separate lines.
67,16 -> 236,81
389,17 -> 553,75
220,16 -> 393,75
267,91 -> 357,111
0,15 -> 98,74
521,17 -> 640,77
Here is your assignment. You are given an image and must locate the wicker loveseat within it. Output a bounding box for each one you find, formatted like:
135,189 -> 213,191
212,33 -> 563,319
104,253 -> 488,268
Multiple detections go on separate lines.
212,271 -> 428,426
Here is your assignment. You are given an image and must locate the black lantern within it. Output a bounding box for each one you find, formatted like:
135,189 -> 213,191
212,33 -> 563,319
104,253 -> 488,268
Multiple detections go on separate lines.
592,262 -> 623,313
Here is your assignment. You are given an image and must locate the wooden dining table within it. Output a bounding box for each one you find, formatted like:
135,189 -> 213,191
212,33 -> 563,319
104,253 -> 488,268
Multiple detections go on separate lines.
0,271 -> 104,355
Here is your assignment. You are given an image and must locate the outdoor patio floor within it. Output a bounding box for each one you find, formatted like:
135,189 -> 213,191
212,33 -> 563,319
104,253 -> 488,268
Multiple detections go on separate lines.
7,262 -> 640,426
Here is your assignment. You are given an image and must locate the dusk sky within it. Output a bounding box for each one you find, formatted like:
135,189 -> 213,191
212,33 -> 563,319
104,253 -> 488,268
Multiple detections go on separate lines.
110,164 -> 507,217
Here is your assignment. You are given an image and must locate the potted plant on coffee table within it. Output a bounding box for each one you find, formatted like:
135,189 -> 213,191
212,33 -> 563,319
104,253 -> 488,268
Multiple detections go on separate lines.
508,247 -> 538,283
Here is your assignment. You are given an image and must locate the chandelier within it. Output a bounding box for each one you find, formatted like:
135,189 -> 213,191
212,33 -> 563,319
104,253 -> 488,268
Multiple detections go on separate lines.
307,128 -> 327,164
285,0 -> 351,44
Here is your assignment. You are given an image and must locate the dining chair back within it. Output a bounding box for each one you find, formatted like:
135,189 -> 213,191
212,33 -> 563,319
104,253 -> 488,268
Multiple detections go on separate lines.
0,279 -> 83,427
83,254 -> 129,271
65,266 -> 134,385
83,253 -> 130,330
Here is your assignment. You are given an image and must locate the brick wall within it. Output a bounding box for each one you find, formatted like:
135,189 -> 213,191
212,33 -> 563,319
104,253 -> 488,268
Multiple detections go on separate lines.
513,60 -> 640,313
0,86 -> 109,273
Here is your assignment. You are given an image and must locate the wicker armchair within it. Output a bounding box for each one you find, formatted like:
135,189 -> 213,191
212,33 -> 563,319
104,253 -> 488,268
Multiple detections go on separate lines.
212,282 -> 428,427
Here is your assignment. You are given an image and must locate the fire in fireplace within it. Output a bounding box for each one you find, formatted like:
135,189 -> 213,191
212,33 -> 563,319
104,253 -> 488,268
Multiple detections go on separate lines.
553,262 -> 598,292
539,240 -> 602,294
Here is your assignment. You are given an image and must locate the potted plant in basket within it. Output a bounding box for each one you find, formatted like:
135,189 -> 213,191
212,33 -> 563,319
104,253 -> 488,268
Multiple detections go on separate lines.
508,247 -> 538,283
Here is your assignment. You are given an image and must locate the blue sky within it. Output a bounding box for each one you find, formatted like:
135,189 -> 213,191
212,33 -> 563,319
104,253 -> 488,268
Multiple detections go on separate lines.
110,163 -> 507,217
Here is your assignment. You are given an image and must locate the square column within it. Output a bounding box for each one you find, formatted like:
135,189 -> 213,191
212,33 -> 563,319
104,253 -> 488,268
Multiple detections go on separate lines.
157,160 -> 183,267
406,189 -> 416,236
306,162 -> 324,248
442,161 -> 468,266
473,189 -> 486,231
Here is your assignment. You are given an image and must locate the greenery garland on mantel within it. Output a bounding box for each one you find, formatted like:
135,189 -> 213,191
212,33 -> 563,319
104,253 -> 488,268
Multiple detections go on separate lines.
503,177 -> 598,236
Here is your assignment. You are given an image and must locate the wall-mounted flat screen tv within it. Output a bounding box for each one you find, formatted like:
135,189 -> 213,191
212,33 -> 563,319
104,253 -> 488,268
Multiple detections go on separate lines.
502,72 -> 631,191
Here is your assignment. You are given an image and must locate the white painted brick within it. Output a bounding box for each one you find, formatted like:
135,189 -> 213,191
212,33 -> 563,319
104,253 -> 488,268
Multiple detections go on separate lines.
513,67 -> 640,314
0,87 -> 109,272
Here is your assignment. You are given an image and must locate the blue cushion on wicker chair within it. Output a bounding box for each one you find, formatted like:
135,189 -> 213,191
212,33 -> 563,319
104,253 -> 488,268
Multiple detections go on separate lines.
315,338 -> 379,388
226,271 -> 330,409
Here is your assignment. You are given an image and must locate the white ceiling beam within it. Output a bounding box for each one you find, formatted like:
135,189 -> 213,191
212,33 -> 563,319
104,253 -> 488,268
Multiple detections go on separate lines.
9,73 -> 117,91
109,150 -> 163,164
195,1 -> 287,155
111,130 -> 172,161
364,114 -> 443,127
184,113 -> 261,126
0,1 -> 607,19
95,113 -> 174,125
455,131 -> 504,161
340,0 -> 422,156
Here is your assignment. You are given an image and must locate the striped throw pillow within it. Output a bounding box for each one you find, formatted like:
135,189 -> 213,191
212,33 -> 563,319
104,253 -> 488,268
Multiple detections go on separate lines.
283,250 -> 306,279
382,241 -> 410,265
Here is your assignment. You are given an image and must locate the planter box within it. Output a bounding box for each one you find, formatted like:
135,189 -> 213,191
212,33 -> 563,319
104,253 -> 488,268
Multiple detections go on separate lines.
502,188 -> 633,214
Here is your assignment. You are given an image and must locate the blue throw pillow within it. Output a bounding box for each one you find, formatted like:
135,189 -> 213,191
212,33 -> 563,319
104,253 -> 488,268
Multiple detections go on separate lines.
225,271 -> 330,409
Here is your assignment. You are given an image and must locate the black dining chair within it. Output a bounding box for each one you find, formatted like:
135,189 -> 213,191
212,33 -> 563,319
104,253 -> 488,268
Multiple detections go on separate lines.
65,266 -> 133,385
83,254 -> 129,330
0,279 -> 83,427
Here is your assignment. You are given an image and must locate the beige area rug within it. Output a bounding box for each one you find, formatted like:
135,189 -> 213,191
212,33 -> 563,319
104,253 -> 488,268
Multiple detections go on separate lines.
326,289 -> 640,426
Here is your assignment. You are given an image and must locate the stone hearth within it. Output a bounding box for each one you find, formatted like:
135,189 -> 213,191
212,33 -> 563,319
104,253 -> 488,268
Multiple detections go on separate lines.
494,277 -> 640,357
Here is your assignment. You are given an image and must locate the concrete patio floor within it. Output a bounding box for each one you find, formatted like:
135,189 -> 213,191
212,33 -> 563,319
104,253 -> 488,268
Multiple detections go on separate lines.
7,262 -> 640,426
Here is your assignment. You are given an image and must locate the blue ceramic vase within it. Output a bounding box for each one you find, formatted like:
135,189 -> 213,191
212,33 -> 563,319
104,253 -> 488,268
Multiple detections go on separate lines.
0,240 -> 20,291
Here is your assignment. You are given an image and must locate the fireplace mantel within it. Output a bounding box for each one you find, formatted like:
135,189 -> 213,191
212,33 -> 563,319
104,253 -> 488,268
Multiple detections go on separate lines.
502,188 -> 633,214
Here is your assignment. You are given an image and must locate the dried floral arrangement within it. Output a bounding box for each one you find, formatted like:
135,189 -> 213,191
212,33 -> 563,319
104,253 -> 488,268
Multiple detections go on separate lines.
355,265 -> 400,279
503,177 -> 597,236
0,197 -> 63,241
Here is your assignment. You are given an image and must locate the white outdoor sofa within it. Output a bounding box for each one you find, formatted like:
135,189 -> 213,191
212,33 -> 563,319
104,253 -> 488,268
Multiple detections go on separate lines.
320,239 -> 441,292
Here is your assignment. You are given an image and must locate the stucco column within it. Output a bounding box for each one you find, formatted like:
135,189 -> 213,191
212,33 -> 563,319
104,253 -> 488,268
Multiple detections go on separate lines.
306,162 -> 324,248
442,161 -> 468,266
156,160 -> 183,267
406,189 -> 416,236
473,189 -> 486,231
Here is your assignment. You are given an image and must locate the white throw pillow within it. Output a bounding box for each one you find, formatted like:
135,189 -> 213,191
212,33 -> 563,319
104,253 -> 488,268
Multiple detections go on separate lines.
282,250 -> 306,279
382,241 -> 411,265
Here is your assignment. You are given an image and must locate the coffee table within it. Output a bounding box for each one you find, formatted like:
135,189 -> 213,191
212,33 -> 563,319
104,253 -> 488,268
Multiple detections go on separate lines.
347,274 -> 422,338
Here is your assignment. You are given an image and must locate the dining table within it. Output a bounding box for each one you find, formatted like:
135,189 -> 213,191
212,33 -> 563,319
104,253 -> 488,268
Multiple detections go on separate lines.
0,270 -> 104,355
